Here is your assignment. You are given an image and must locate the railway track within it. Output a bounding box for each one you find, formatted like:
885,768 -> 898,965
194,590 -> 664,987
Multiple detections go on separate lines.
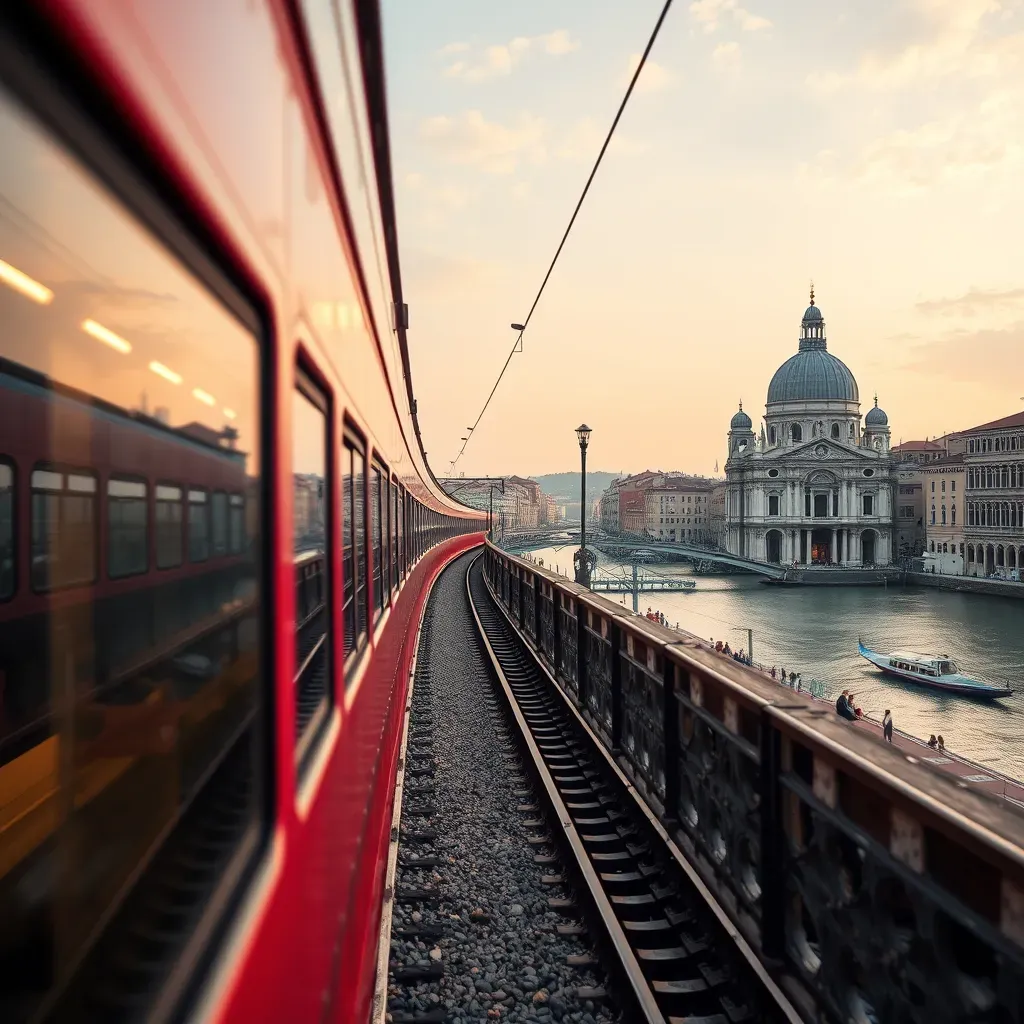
466,554 -> 803,1024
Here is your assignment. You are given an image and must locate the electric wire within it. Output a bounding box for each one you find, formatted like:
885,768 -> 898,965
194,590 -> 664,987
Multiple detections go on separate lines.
448,0 -> 676,473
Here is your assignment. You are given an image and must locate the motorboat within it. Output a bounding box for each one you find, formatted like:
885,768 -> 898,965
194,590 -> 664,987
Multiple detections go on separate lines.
858,641 -> 1012,698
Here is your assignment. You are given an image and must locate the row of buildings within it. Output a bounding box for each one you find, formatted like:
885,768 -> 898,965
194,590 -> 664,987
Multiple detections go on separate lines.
598,471 -> 727,548
721,290 -> 1024,576
440,475 -> 562,533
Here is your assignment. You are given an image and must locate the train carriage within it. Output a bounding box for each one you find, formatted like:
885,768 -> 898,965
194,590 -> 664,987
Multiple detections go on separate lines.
0,2 -> 484,1021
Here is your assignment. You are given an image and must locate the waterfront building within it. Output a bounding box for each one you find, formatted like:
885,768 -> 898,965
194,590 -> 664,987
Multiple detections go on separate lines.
923,454 -> 965,573
894,463 -> 925,558
709,482 -> 727,548
645,480 -> 712,544
724,291 -> 896,565
599,485 -> 620,532
963,411 -> 1024,577
540,492 -> 561,525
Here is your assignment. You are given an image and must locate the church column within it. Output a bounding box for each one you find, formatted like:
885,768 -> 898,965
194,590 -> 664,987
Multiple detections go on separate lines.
831,528 -> 837,564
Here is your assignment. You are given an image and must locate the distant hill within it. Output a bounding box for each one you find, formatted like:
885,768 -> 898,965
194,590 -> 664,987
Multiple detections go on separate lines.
533,471 -> 620,499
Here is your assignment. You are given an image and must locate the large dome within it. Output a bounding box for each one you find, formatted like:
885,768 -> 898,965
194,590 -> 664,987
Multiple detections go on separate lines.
766,295 -> 859,405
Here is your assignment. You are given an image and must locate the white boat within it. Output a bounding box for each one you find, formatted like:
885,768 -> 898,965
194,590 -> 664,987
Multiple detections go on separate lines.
858,641 -> 1012,698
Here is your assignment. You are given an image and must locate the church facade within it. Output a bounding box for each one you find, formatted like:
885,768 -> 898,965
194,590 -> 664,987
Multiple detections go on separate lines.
724,293 -> 896,566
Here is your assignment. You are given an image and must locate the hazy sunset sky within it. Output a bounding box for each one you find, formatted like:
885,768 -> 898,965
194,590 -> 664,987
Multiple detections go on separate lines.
382,0 -> 1024,479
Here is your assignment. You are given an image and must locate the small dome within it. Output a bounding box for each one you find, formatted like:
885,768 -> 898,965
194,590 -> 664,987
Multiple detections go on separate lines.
865,395 -> 888,427
730,402 -> 752,430
802,303 -> 823,322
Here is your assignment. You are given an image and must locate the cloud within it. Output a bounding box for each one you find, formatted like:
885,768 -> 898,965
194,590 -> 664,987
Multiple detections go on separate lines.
438,41 -> 470,56
622,54 -> 674,93
418,111 -> 547,174
557,118 -> 645,162
440,30 -> 580,82
900,321 -> 1024,384
689,0 -> 772,34
800,88 -> 1023,190
916,286 -> 1024,316
806,0 -> 1019,94
712,41 -> 742,69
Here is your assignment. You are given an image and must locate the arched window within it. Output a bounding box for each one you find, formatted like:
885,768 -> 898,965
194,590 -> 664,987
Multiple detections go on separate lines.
831,423 -> 840,440
941,505 -> 946,525
951,504 -> 956,525
791,424 -> 802,443
769,425 -> 777,445
930,541 -> 935,552
849,422 -> 855,439
930,505 -> 936,525
942,543 -> 948,553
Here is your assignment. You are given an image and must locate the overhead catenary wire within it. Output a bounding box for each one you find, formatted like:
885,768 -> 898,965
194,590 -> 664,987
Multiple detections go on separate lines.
449,0 -> 676,471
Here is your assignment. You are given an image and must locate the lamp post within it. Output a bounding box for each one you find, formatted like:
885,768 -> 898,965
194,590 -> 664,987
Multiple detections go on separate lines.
574,424 -> 592,587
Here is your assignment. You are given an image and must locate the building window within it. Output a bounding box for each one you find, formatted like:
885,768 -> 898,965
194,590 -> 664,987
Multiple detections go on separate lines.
951,504 -> 956,526
941,505 -> 946,525
952,479 -> 956,493
849,423 -> 855,439
831,423 -> 840,440
791,424 -> 802,443
863,493 -> 874,516
211,491 -> 228,557
931,504 -> 936,525
108,478 -> 148,579
931,481 -> 935,493
941,480 -> 946,493
229,494 -> 245,554
769,426 -> 777,445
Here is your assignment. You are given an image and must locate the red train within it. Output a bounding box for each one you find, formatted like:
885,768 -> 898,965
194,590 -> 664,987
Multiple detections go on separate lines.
0,3 -> 484,1021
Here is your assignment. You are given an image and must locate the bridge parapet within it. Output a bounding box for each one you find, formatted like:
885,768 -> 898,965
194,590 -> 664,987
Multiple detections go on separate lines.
482,540 -> 1024,1023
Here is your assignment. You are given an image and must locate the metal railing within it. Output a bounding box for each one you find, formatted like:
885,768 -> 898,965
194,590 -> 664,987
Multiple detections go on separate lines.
482,540 -> 1024,1023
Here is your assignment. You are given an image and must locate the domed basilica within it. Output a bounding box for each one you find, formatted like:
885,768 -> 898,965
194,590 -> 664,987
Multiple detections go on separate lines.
724,291 -> 895,566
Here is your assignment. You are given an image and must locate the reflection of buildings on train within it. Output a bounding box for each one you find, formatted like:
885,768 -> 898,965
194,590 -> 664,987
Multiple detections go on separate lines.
0,356 -> 259,1011
293,473 -> 324,544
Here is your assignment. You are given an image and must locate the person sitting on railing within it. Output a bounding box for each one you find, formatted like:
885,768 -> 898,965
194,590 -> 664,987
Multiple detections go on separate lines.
937,735 -> 945,751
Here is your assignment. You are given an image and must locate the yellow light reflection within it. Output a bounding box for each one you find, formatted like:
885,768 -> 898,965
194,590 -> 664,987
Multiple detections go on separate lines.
82,318 -> 132,354
223,408 -> 237,420
149,361 -> 182,385
0,257 -> 54,305
192,387 -> 215,406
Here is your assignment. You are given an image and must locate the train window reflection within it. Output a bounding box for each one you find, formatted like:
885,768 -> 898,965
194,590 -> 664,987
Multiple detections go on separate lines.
0,464 -> 13,599
0,85 -> 261,1019
108,477 -> 148,578
229,493 -> 245,554
156,483 -> 184,568
30,466 -> 97,590
293,378 -> 330,753
188,488 -> 209,561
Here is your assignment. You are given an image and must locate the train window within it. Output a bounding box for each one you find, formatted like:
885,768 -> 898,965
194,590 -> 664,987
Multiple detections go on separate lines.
30,467 -> 97,591
342,436 -> 367,671
188,489 -> 210,561
108,477 -> 148,578
392,480 -> 400,588
0,463 -> 13,599
156,484 -> 184,568
0,83 -> 263,1019
371,464 -> 384,618
229,494 -> 245,554
211,491 -> 228,556
397,485 -> 405,581
293,376 -> 330,755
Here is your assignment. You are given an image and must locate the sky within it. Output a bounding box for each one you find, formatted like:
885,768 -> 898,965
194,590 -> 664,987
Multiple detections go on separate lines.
381,0 -> 1024,479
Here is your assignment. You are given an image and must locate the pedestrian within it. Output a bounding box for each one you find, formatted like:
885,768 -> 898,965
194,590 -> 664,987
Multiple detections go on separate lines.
835,690 -> 857,721
937,735 -> 945,751
928,735 -> 938,749
882,709 -> 893,742
770,666 -> 777,679
781,667 -> 788,686
795,674 -> 802,693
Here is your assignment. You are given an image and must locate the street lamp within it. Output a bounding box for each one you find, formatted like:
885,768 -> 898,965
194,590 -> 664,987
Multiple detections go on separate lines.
574,424 -> 593,587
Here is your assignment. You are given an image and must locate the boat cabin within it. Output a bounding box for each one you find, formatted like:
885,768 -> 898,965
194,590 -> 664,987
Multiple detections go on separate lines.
887,651 -> 958,678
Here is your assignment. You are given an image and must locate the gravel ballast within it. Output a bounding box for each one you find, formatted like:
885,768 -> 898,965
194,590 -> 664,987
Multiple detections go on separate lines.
386,551 -> 620,1024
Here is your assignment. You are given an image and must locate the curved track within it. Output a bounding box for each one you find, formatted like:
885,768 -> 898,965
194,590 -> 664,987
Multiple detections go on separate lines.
467,554 -> 802,1024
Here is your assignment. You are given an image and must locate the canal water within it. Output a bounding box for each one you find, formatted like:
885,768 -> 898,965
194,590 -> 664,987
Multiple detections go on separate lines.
523,545 -> 1024,780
